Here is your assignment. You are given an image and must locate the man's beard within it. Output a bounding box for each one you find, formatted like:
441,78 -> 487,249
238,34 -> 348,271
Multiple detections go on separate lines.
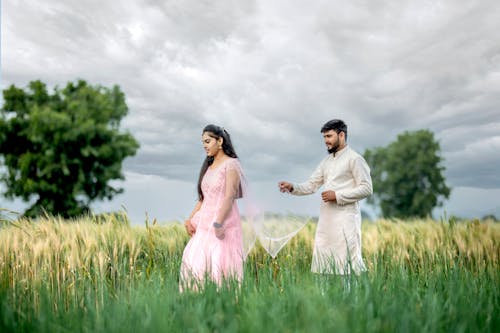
327,142 -> 340,154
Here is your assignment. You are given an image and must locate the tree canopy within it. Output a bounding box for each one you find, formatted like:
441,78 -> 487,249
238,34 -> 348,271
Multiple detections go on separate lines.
0,80 -> 139,217
364,129 -> 451,218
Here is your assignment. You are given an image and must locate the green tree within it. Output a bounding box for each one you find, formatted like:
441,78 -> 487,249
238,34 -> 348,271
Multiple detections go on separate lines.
364,129 -> 450,218
0,80 -> 139,217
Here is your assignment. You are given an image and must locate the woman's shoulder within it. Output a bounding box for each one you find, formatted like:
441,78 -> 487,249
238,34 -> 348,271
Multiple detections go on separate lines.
225,157 -> 240,165
224,157 -> 242,170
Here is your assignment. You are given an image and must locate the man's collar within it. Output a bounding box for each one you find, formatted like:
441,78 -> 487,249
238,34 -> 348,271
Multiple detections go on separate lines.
332,145 -> 349,157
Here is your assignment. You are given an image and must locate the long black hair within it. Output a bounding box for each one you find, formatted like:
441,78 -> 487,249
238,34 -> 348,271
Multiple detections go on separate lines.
197,124 -> 238,201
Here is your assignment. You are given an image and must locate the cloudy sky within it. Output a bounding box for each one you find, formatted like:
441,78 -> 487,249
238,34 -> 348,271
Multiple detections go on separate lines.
1,0 -> 499,224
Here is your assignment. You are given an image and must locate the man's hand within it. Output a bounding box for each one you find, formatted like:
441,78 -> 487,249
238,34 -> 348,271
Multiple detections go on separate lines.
278,181 -> 293,193
321,190 -> 337,202
184,219 -> 196,236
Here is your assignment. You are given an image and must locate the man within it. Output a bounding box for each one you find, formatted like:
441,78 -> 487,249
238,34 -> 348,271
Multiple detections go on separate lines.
279,119 -> 373,275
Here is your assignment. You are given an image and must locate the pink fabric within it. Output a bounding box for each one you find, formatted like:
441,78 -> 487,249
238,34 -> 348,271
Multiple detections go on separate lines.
180,158 -> 244,290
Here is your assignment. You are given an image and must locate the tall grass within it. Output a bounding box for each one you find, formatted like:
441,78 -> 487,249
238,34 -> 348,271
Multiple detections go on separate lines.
0,214 -> 498,332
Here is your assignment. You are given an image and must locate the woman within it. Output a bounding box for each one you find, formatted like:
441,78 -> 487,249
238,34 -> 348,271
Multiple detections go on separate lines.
180,124 -> 245,290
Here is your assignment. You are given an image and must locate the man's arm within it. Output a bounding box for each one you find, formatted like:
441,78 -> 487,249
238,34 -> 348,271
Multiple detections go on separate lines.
335,155 -> 373,205
290,161 -> 325,196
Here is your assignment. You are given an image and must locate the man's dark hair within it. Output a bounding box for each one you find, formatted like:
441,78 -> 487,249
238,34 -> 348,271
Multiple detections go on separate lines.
320,119 -> 348,140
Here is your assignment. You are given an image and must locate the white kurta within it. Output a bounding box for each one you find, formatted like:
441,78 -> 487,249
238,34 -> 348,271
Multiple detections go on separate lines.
292,146 -> 373,274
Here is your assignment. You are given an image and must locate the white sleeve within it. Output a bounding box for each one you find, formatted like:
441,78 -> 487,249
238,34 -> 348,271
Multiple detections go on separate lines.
291,160 -> 324,196
336,155 -> 373,205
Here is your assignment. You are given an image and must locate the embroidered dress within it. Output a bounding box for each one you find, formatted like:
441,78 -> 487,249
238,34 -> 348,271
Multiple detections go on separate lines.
292,146 -> 373,274
180,158 -> 244,288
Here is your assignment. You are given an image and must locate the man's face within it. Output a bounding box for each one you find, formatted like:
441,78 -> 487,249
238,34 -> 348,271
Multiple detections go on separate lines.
323,130 -> 343,154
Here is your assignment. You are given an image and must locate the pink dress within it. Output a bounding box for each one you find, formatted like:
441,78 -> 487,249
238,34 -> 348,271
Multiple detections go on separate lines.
180,158 -> 244,289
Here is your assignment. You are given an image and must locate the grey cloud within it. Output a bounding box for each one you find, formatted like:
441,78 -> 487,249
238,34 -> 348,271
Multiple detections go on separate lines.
443,133 -> 500,189
2,0 -> 500,218
144,0 -> 256,46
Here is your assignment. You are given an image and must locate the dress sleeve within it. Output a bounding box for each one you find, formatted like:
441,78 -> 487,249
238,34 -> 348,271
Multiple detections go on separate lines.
215,160 -> 242,224
291,159 -> 325,195
336,155 -> 373,205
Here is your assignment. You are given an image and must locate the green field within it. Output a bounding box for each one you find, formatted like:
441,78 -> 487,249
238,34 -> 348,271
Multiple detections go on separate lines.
0,215 -> 498,332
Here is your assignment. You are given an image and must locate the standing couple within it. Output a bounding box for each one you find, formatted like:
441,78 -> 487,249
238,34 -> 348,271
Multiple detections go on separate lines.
180,120 -> 373,290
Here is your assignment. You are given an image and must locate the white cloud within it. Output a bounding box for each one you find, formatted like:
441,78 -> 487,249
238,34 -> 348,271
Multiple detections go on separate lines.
2,0 -> 500,220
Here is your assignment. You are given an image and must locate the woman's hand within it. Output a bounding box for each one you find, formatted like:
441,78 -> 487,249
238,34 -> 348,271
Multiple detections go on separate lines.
213,222 -> 225,240
184,219 -> 196,236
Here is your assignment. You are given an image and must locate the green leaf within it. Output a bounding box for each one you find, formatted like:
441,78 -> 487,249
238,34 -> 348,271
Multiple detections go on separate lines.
0,79 -> 140,218
363,129 -> 451,219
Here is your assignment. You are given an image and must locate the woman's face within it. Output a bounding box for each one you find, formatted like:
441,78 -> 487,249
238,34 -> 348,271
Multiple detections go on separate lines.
202,132 -> 222,157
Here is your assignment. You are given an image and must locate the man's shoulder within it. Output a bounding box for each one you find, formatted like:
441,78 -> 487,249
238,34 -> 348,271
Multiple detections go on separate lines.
346,146 -> 361,157
343,147 -> 369,165
344,147 -> 371,171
